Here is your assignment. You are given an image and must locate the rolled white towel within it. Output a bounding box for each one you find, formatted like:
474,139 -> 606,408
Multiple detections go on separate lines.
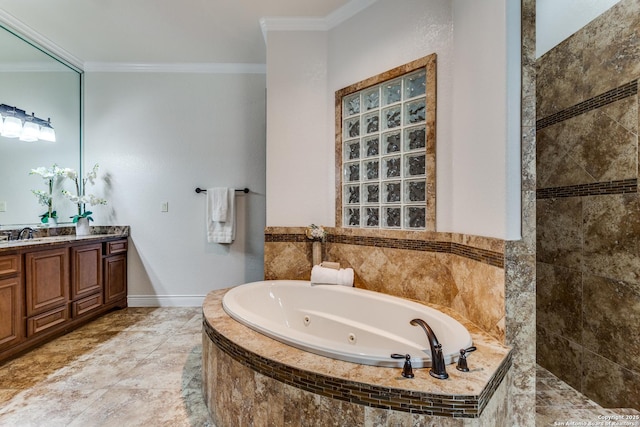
320,261 -> 340,270
311,265 -> 354,287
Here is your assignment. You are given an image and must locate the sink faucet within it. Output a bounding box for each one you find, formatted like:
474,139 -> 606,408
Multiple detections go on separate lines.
17,227 -> 35,240
410,318 -> 449,379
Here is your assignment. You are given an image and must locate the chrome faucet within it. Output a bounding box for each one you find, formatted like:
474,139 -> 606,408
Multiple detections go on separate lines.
17,227 -> 35,240
410,318 -> 448,379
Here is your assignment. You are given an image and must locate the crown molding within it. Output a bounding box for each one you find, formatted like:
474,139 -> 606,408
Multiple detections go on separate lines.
83,62 -> 266,74
259,0 -> 378,42
0,9 -> 84,72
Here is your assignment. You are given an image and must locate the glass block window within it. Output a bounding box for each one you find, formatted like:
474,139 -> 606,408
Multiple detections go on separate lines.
336,54 -> 436,231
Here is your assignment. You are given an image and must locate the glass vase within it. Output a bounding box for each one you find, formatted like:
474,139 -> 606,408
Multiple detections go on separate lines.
312,241 -> 323,266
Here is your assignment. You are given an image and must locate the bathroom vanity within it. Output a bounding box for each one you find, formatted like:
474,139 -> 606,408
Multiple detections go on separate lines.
0,229 -> 128,363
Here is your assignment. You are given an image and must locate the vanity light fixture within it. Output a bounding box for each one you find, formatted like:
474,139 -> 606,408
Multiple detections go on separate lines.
0,104 -> 56,142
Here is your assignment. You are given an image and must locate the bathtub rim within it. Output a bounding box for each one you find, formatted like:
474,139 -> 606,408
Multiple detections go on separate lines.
221,279 -> 473,368
203,287 -> 513,418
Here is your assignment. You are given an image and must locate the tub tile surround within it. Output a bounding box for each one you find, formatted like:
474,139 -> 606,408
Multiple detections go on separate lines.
536,0 -> 640,410
265,227 -> 506,343
202,289 -> 512,424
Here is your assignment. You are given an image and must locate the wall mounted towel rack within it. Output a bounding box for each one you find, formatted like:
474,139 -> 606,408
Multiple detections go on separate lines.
195,187 -> 249,194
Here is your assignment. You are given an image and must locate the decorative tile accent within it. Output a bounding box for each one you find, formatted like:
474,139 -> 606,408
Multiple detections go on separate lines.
537,80 -> 637,130
537,179 -> 637,199
265,231 -> 503,269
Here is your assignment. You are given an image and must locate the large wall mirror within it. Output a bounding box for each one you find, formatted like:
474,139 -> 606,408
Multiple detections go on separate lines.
0,23 -> 82,227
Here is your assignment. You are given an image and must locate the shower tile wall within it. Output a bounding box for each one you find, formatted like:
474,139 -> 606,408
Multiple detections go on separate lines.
264,227 -> 506,343
536,0 -> 640,410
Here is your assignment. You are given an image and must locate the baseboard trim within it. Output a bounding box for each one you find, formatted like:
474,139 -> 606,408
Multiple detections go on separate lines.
128,295 -> 206,307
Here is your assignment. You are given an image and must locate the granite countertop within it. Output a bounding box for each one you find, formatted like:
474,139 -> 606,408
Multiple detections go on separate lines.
0,226 -> 129,253
203,287 -> 512,403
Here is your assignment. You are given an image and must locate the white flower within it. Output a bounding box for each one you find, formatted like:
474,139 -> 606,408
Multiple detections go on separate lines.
60,168 -> 77,180
61,163 -> 107,222
31,189 -> 51,206
306,224 -> 327,241
30,164 -> 63,180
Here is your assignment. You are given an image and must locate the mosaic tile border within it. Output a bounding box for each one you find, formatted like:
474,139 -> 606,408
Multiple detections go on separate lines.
264,232 -> 504,269
203,317 -> 513,418
536,179 -> 637,199
536,80 -> 638,130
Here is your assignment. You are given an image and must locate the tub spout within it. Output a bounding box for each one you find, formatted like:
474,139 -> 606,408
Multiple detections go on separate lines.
410,318 -> 448,380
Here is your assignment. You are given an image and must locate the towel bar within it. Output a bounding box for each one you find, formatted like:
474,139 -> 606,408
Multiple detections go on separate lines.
195,187 -> 249,194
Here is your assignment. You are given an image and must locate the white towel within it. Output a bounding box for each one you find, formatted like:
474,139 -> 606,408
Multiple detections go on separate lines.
206,187 -> 235,244
208,188 -> 229,222
310,265 -> 354,287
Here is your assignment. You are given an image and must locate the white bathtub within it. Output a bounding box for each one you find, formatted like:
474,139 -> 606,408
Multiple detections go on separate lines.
222,280 -> 472,368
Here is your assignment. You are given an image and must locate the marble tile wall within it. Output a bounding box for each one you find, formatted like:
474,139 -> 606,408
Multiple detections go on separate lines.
536,0 -> 640,411
503,1 -> 537,425
264,227 -> 506,343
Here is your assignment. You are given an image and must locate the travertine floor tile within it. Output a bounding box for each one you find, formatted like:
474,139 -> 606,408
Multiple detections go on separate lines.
0,307 -> 213,427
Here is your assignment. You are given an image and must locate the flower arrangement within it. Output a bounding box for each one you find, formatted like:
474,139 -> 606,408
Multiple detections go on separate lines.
30,164 -> 64,224
61,163 -> 107,223
305,224 -> 327,241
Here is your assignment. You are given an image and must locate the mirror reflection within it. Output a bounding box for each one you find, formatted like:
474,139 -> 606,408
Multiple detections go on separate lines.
0,23 -> 81,227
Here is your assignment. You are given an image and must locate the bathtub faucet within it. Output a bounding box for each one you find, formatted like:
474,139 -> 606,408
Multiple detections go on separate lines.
410,318 -> 449,380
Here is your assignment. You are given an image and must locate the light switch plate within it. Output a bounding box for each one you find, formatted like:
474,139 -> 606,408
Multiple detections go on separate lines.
161,202 -> 169,212
0,201 -> 6,212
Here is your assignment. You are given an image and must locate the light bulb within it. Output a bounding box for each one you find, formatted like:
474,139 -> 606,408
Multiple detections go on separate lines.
20,120 -> 39,142
1,115 -> 22,138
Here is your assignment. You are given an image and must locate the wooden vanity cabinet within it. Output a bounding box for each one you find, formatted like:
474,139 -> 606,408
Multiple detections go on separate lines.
25,248 -> 70,336
0,235 -> 128,363
104,240 -> 127,306
70,243 -> 103,317
0,254 -> 23,351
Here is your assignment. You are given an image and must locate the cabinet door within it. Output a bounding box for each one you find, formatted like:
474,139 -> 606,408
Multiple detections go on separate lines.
104,254 -> 127,304
25,248 -> 69,317
71,243 -> 102,300
0,276 -> 23,350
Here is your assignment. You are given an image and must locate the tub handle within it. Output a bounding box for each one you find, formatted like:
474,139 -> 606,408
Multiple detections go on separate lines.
456,346 -> 477,372
390,354 -> 414,378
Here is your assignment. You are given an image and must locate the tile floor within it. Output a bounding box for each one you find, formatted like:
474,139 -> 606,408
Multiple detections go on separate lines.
0,307 -> 214,427
536,365 -> 640,427
2,307 -> 638,427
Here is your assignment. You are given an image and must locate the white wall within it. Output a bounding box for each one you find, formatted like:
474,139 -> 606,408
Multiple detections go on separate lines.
265,0 -> 520,239
84,71 -> 266,305
328,0 -> 454,230
450,0 -> 521,239
266,31 -> 330,226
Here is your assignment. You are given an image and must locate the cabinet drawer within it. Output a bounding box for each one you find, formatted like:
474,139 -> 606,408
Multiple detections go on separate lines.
72,293 -> 103,317
27,305 -> 69,337
0,254 -> 20,277
104,240 -> 127,255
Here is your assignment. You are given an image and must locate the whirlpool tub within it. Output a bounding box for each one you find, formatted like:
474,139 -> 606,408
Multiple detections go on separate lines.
222,280 -> 472,368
